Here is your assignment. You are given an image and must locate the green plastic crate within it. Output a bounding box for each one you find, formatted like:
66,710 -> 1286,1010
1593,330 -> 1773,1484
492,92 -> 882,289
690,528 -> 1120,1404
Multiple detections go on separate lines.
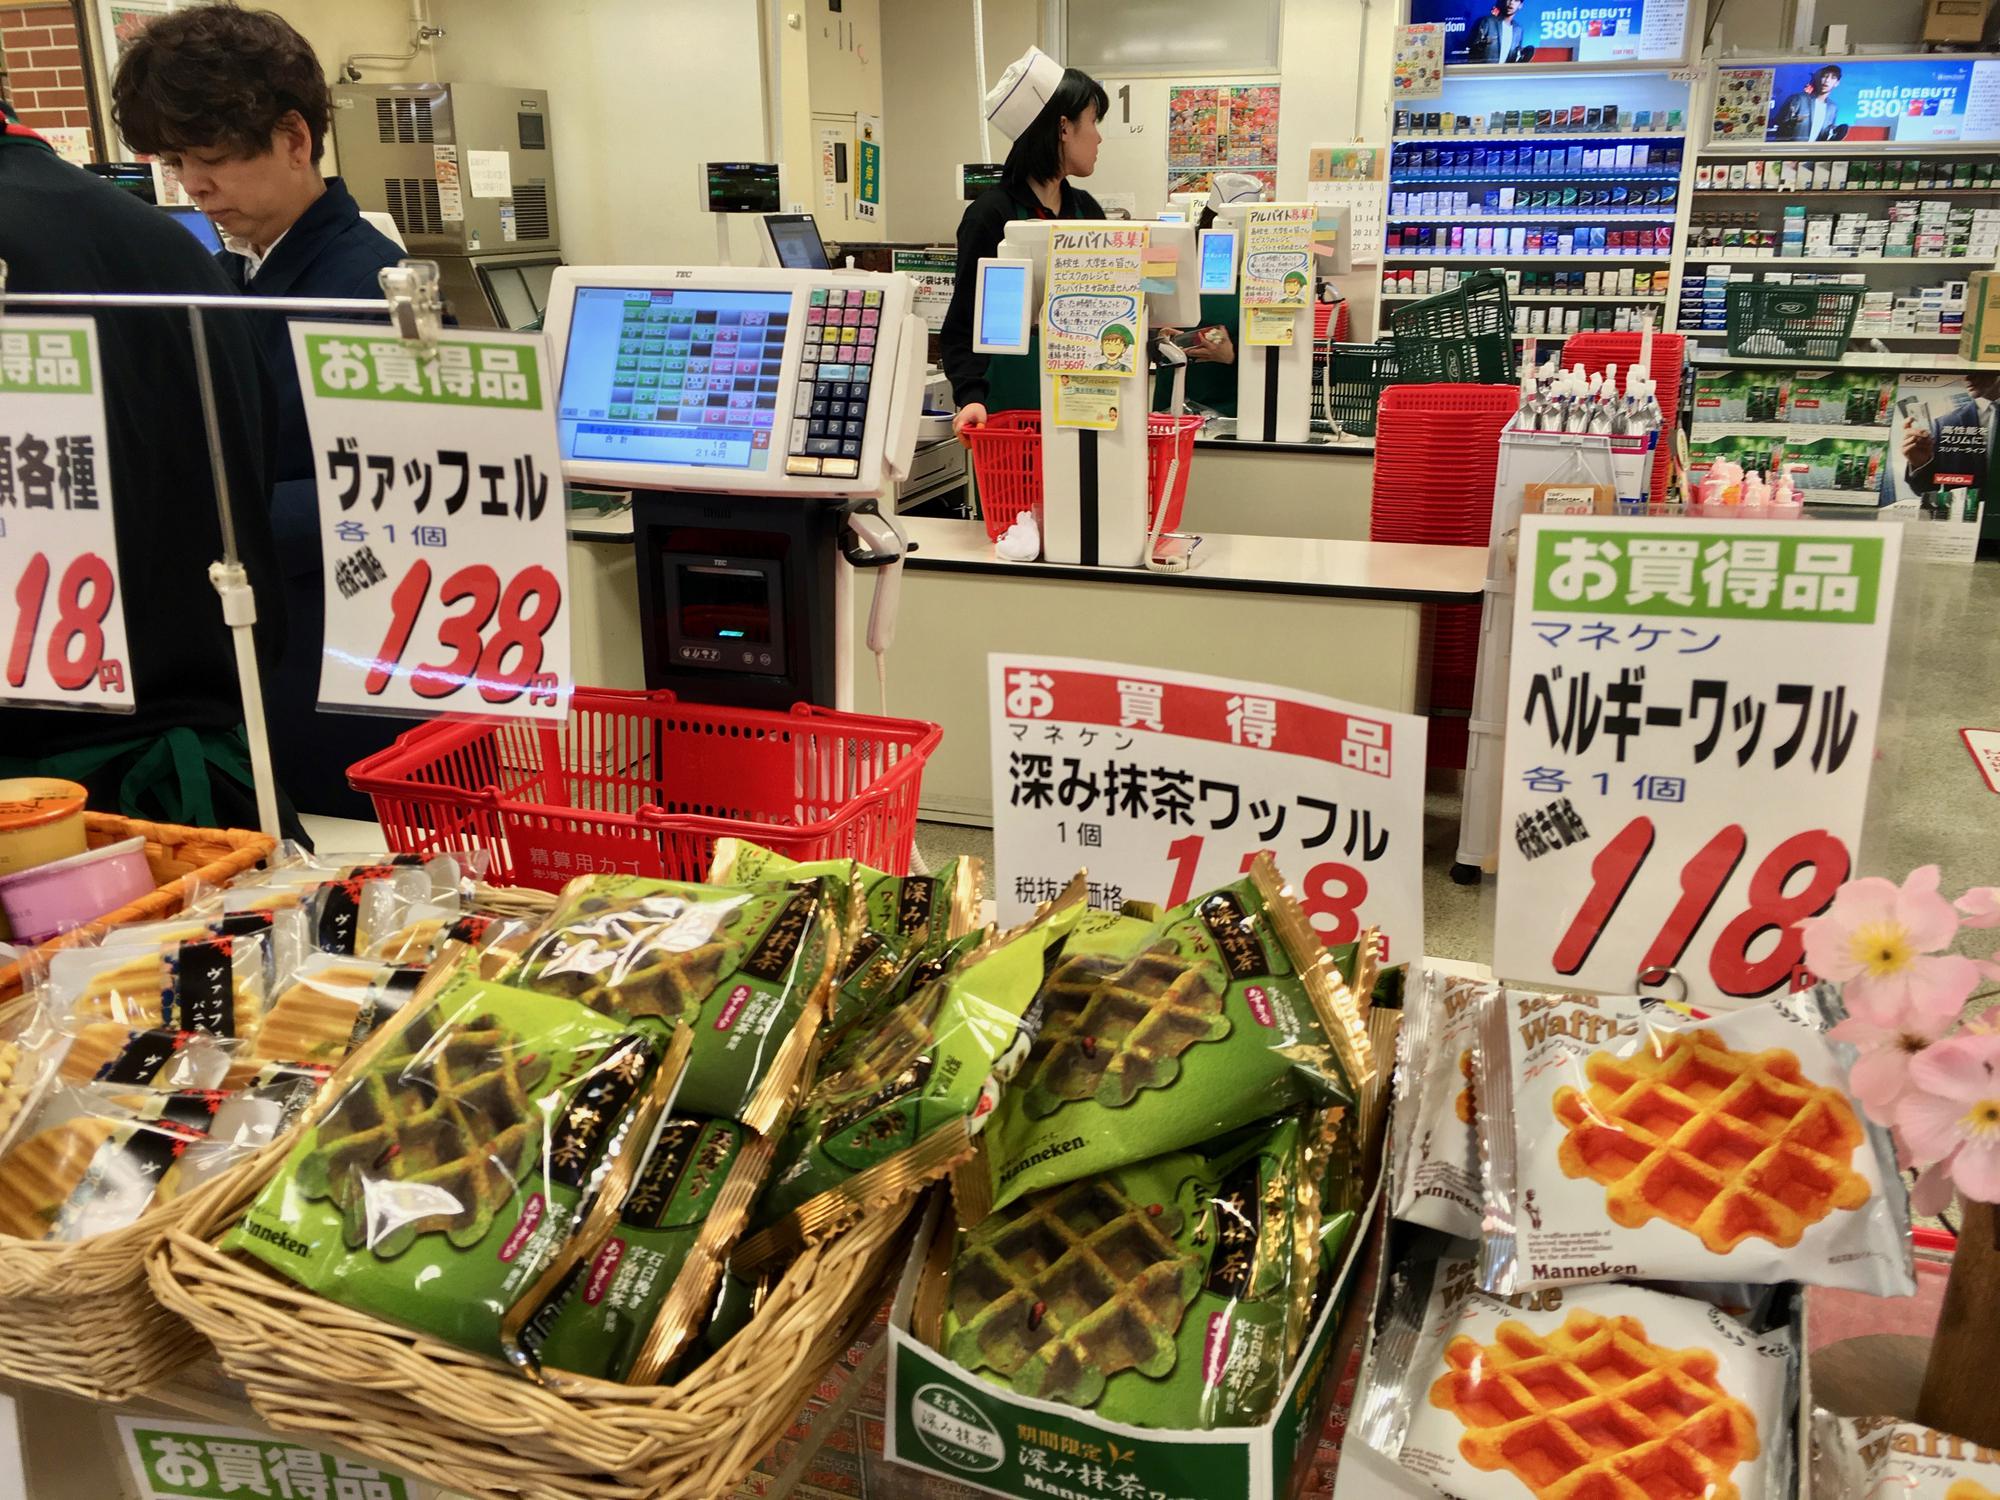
1321,341 -> 1401,436
1389,270 -> 1517,383
1724,283 -> 1865,361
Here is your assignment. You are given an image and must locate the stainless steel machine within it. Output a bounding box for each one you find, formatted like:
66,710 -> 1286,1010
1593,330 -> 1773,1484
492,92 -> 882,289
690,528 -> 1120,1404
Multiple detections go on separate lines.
330,81 -> 564,330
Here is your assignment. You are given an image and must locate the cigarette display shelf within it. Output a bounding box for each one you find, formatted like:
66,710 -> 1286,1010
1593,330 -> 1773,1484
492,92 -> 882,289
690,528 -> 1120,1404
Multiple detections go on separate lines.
1391,130 -> 1683,145
1381,291 -> 1670,303
1395,170 -> 1683,185
1388,213 -> 1676,224
1384,252 -> 1673,263
1694,187 -> 2000,199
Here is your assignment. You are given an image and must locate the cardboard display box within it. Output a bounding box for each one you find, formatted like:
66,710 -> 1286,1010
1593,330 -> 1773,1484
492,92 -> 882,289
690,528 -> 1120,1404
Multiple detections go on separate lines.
1958,270 -> 2000,364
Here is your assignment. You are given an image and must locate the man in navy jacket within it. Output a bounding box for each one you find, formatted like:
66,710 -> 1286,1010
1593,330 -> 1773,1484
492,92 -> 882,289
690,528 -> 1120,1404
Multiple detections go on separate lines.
115,4 -> 414,820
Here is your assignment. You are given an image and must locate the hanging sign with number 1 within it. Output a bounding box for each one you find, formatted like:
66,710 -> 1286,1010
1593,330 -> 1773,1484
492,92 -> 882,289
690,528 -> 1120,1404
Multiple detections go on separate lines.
0,318 -> 134,711
1494,516 -> 1900,1011
291,324 -> 572,720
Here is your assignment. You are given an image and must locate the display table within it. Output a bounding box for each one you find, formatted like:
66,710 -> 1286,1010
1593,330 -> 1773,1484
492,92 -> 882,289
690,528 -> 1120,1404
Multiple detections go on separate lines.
853,516 -> 1486,823
1182,430 -> 1377,540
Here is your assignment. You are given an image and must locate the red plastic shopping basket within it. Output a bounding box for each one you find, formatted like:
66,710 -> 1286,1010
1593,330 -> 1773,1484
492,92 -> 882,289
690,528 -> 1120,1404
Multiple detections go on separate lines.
348,687 -> 943,892
963,411 -> 1203,542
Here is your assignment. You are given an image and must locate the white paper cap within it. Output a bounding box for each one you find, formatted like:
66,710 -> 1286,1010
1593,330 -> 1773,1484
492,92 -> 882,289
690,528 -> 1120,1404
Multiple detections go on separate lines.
1211,171 -> 1266,205
985,46 -> 1066,142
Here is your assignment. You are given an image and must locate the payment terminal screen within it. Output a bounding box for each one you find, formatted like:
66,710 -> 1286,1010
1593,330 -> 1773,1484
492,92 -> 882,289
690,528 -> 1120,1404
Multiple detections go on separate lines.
558,286 -> 792,471
979,264 -> 1029,353
1200,231 -> 1236,294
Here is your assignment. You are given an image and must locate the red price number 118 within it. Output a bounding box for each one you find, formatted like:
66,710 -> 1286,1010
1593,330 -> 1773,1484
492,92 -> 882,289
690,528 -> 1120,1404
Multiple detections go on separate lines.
365,559 -> 562,705
1553,816 -> 1849,999
7,551 -> 117,692
1165,835 -> 1380,956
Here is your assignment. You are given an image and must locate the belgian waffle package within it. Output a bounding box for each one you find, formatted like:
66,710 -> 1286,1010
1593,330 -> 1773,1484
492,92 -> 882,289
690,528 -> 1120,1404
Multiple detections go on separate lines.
225,971 -> 689,1363
970,855 -> 1376,1216
737,880 -> 1087,1268
45,934 -> 273,1043
235,953 -> 430,1070
1389,968 -> 1488,1240
1477,984 -> 1913,1297
1812,1413 -> 2000,1499
512,1114 -> 773,1384
1361,1257 -> 1796,1500
936,1115 -> 1316,1430
500,873 -> 839,1133
709,838 -> 980,1032
0,1083 -> 272,1242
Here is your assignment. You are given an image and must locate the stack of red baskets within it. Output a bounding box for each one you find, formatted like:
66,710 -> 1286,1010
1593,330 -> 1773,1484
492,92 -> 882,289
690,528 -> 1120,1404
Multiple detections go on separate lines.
1312,301 -> 1351,344
1368,382 -> 1521,770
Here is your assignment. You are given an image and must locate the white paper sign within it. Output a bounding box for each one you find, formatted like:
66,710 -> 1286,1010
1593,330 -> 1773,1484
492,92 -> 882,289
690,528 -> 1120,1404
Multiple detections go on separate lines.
291,325 -> 572,720
116,1416 -> 430,1500
466,148 -> 512,198
1495,516 -> 1899,1010
433,143 -> 464,222
41,126 -> 93,167
990,654 -> 1427,964
0,318 -> 135,710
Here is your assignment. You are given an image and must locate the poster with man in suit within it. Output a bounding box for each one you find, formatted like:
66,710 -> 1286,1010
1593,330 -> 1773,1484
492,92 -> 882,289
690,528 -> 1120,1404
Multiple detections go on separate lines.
1881,370 -> 1997,563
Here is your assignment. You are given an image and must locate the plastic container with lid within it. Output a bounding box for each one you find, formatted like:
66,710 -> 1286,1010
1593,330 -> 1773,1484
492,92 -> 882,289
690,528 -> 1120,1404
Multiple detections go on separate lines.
0,778 -> 88,880
0,835 -> 153,944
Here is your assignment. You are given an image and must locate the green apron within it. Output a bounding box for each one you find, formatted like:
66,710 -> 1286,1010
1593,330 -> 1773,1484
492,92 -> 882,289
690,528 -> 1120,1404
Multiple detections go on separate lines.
983,196 -> 1051,415
0,726 -> 256,830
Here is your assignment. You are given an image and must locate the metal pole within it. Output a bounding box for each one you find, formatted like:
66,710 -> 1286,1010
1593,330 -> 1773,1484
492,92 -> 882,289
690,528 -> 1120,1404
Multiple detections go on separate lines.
187,305 -> 240,566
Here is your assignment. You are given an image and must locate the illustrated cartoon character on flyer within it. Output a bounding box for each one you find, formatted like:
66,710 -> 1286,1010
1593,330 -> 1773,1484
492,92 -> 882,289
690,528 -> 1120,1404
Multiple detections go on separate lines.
1095,324 -> 1133,370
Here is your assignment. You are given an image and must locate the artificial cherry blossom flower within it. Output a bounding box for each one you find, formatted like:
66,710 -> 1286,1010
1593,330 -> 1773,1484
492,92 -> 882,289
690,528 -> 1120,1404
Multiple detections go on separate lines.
1800,865 -> 1978,1025
1897,1032 -> 2000,1205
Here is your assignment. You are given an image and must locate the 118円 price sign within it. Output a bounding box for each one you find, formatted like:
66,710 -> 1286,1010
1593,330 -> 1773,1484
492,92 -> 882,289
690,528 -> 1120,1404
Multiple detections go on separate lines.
0,318 -> 134,710
990,654 -> 1426,963
1495,516 -> 1900,1009
292,325 -> 572,719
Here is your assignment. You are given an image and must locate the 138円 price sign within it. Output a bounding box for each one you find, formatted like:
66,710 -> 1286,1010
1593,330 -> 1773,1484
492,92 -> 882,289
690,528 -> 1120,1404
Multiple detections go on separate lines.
1495,516 -> 1900,1010
291,325 -> 572,719
990,654 -> 1426,963
0,318 -> 134,711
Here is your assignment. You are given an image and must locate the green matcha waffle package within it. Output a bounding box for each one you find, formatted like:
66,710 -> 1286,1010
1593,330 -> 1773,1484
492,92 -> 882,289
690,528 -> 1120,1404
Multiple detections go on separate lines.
709,839 -> 980,1032
500,873 -> 839,1133
515,1114 -> 773,1384
968,854 -> 1376,1217
736,879 -> 1088,1268
937,1115 -> 1317,1430
225,971 -> 689,1366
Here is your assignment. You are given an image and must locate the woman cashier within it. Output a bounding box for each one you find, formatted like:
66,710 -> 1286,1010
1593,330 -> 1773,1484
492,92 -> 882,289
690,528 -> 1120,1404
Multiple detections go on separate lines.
940,47 -> 1108,442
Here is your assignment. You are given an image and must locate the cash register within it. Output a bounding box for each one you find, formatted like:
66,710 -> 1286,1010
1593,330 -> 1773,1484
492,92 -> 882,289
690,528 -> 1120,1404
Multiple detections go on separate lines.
545,266 -> 926,710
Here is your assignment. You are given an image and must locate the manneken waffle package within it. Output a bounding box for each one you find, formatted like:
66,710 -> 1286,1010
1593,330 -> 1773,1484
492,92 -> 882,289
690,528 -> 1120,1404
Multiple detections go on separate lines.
1813,1414 -> 2000,1499
969,855 -> 1376,1217
45,933 -> 273,1042
937,1115 -> 1316,1430
514,1114 -> 772,1384
1364,1259 -> 1796,1500
1476,985 -> 1913,1296
226,971 -> 690,1365
737,880 -> 1087,1268
710,839 -> 981,1032
501,873 -> 841,1133
1389,967 -> 1488,1240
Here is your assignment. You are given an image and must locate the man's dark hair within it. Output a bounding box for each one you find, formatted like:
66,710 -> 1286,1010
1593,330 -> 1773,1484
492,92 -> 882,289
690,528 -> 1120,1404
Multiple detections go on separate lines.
1813,65 -> 1843,88
1003,67 -> 1110,189
113,4 -> 331,163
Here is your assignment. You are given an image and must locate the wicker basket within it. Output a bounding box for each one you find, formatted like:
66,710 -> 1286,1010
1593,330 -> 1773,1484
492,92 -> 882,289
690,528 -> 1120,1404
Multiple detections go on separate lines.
150,1154 -> 915,1499
0,813 -> 275,1003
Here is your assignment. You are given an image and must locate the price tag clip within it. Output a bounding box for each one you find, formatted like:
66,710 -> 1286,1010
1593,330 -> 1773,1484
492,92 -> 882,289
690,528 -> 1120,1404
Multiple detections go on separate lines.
378,260 -> 443,351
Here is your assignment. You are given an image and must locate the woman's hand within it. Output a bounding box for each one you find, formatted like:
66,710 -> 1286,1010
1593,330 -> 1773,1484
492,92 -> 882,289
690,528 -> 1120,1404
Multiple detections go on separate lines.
953,403 -> 990,446
1190,326 -> 1235,366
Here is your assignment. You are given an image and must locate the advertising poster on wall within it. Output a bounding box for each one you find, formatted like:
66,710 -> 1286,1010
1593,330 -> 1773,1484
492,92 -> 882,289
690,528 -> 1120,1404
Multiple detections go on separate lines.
1713,58 -> 2000,145
1165,84 -> 1280,199
1880,370 -> 1995,564
1407,0 -> 1689,65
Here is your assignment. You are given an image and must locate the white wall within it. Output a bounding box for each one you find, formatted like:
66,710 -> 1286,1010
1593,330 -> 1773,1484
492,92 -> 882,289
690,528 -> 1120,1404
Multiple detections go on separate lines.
428,0 -> 771,266
879,0 -> 1039,244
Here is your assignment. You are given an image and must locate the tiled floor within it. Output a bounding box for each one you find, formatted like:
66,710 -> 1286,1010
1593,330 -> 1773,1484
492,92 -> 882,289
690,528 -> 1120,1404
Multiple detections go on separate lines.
920,553 -> 2000,967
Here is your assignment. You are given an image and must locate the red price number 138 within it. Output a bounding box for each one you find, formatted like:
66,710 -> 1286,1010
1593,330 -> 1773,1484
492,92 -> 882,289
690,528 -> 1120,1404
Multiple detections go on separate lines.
1553,816 -> 1849,999
366,559 -> 562,705
7,552 -> 116,692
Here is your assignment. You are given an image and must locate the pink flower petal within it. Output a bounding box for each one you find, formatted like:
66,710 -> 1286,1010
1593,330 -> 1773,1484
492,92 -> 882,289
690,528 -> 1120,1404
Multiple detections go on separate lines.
1828,877 -> 1902,929
1910,1034 -> 2000,1100
1911,1155 -> 1959,1217
1847,1049 -> 1913,1124
1952,1139 -> 2000,1204
1802,916 -> 1866,984
1904,954 -> 1984,1024
1829,1015 -> 1894,1048
1895,867 -> 1962,954
1899,1089 -> 1972,1162
1958,888 -> 2000,930
1979,957 -> 2000,984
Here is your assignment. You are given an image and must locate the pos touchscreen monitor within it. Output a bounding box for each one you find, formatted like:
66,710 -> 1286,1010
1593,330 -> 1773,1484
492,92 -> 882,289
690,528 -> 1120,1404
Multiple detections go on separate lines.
1198,227 -> 1237,295
763,213 -> 830,269
972,258 -> 1032,356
